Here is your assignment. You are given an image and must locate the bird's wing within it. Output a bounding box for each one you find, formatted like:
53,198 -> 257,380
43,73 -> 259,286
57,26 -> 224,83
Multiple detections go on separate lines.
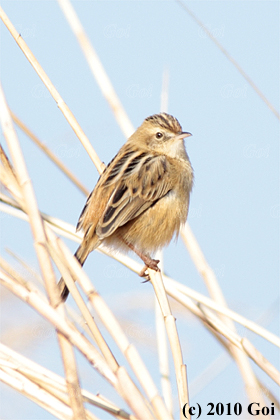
95,151 -> 173,239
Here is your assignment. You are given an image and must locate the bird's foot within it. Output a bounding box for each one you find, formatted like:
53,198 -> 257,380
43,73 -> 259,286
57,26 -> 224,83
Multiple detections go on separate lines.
139,257 -> 160,282
119,236 -> 160,281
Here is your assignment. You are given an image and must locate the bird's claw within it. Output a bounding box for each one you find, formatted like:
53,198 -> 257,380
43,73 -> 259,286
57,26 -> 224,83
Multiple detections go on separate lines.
139,258 -> 160,282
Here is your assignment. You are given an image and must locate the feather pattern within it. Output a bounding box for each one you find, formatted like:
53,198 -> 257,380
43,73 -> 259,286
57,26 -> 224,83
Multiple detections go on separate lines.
78,147 -> 174,240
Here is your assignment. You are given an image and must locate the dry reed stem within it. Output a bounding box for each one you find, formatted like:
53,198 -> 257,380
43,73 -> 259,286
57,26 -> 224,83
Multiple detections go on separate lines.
0,4 -> 276,414
90,242 -> 280,387
90,393 -> 138,420
0,82 -> 87,418
11,111 -> 89,196
0,366 -> 100,420
46,243 -> 119,370
257,380 -> 280,412
0,367 -> 73,420
1,186 -> 279,379
1,187 -> 279,365
47,239 -> 158,419
0,6 -> 103,173
38,378 -> 116,420
51,239 -> 170,420
116,367 -> 156,420
155,298 -> 173,415
189,353 -> 231,398
165,277 -> 280,385
241,339 -> 280,386
52,253 -> 119,372
6,248 -> 43,285
59,340 -> 87,419
0,189 -> 81,243
2,214 -> 152,417
2,147 -> 83,416
0,223 -> 162,419
0,343 -> 135,420
0,271 -> 117,385
181,224 -> 229,306
0,2 -> 247,410
180,223 -> 267,412
93,241 -> 278,352
54,31 -> 186,416
43,231 -> 158,418
199,306 -> 246,349
149,269 -> 189,420
0,194 -> 84,246
1,153 -> 153,418
0,144 -> 23,203
57,0 -> 134,139
0,255 -> 41,291
1,190 -> 279,348
167,277 -> 280,348
1,180 -> 278,416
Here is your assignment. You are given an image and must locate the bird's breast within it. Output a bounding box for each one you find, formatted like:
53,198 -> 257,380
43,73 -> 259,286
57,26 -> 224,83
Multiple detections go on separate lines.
112,186 -> 190,254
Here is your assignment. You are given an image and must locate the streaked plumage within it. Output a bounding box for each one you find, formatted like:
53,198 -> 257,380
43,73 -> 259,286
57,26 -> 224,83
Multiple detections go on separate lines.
59,113 -> 194,301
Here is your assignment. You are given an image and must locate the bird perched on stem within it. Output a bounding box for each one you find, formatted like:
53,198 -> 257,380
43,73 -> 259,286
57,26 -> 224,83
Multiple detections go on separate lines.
59,113 -> 193,301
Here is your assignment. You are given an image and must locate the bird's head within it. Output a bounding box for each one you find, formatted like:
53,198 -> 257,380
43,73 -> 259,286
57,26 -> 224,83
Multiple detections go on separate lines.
129,113 -> 192,158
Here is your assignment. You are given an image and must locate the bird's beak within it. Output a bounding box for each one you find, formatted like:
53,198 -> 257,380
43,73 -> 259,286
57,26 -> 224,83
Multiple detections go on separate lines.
176,131 -> 192,140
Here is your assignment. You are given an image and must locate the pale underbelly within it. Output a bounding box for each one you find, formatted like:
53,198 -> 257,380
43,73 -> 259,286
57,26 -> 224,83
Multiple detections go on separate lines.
103,190 -> 189,255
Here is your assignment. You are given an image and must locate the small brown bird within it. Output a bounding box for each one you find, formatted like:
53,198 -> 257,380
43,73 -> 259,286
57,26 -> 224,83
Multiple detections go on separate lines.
59,113 -> 193,301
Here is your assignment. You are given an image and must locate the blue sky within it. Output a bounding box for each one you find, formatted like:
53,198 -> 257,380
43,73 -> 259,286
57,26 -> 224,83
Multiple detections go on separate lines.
0,1 -> 279,419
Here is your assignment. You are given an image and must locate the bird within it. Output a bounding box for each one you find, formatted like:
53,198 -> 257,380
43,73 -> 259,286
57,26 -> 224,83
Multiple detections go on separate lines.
58,113 -> 194,301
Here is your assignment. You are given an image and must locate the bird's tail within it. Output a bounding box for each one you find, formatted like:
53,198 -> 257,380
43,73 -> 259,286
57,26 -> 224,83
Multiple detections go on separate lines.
58,244 -> 90,302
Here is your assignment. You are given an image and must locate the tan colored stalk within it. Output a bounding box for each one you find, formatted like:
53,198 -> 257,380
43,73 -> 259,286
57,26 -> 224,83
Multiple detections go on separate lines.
11,111 -> 89,196
149,270 -> 189,420
0,97 -> 276,416
0,146 -> 169,417
0,270 -> 117,384
45,235 -> 158,419
46,243 -> 119,370
155,298 -> 173,415
181,223 -> 267,413
0,82 -> 86,418
0,158 -> 156,418
165,276 -> 280,385
1,188 -> 278,353
0,364 -> 100,420
241,339 -> 280,386
0,367 -> 73,420
257,380 -> 280,412
0,144 -> 23,203
1,3 -> 275,417
50,238 -> 172,420
1,186 -> 278,357
167,277 -> 280,348
1,200 -> 278,413
47,244 -> 160,418
0,255 -> 41,290
2,199 -> 278,388
0,195 -> 83,244
0,340 -> 135,419
0,6 -> 103,173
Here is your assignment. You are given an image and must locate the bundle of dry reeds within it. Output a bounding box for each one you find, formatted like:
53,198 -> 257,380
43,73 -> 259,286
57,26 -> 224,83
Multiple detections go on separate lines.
0,2 -> 279,419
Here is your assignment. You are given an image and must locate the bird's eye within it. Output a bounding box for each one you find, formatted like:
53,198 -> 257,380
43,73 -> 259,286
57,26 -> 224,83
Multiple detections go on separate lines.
156,132 -> 163,139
